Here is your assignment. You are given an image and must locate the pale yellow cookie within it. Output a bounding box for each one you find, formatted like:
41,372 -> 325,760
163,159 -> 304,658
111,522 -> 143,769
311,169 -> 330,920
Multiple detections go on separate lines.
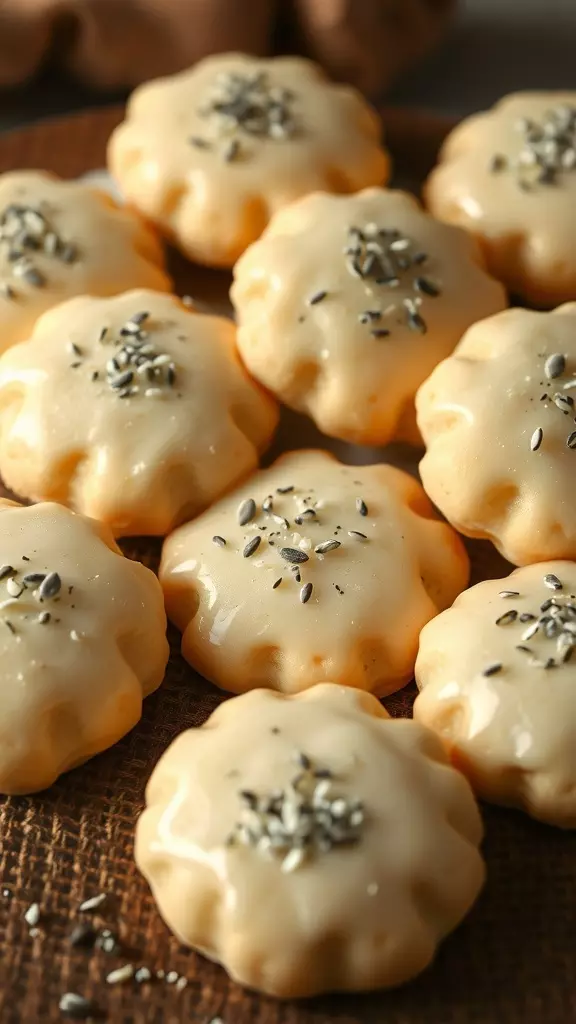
0,170 -> 170,352
417,304 -> 576,566
0,499 -> 168,794
425,92 -> 576,306
159,449 -> 468,696
137,683 -> 485,997
108,53 -> 389,269
232,188 -> 506,446
0,289 -> 278,537
415,562 -> 576,828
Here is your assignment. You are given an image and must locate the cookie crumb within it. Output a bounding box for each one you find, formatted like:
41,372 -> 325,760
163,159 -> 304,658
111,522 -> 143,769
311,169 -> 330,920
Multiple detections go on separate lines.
24,902 -> 40,928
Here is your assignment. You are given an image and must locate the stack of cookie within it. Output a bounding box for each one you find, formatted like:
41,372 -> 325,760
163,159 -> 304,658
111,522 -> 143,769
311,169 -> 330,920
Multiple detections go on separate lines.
1,54 -> 575,1001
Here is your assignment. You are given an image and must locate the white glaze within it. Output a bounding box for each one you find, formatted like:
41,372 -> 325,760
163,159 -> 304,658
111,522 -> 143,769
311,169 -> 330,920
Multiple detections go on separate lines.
160,449 -> 468,696
415,561 -> 576,827
425,91 -> 576,305
137,683 -> 485,997
109,53 -> 389,267
0,499 -> 168,794
417,303 -> 576,565
232,188 -> 506,445
0,170 -> 169,351
0,289 -> 278,537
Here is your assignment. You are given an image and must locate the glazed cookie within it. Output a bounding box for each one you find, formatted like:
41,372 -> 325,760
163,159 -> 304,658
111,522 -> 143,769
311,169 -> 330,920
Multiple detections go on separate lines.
159,449 -> 468,696
232,188 -> 506,446
0,289 -> 278,537
0,170 -> 170,352
417,304 -> 576,566
415,563 -> 576,827
108,53 -> 389,268
425,92 -> 576,306
0,499 -> 168,794
137,683 -> 485,997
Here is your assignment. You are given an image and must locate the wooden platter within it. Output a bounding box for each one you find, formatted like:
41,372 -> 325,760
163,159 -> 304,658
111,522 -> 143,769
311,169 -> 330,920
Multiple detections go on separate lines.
0,106 -> 575,1024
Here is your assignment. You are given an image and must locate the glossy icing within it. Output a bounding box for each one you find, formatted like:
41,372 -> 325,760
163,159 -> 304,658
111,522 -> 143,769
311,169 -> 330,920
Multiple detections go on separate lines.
415,562 -> 576,827
0,289 -> 278,537
137,683 -> 485,997
232,188 -> 506,445
159,449 -> 468,696
0,499 -> 168,794
108,53 -> 389,268
0,170 -> 170,352
425,91 -> 576,305
417,303 -> 576,566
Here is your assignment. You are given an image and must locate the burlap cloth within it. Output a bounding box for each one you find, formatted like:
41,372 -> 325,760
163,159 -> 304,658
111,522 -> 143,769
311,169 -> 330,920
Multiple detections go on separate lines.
0,108 -> 574,1024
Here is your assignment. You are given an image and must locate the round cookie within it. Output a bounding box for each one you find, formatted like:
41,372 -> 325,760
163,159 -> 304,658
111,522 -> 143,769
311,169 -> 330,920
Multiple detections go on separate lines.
0,499 -> 168,794
0,170 -> 170,352
108,53 -> 389,269
136,683 -> 485,998
159,449 -> 469,696
232,188 -> 506,446
0,289 -> 278,537
417,304 -> 576,566
415,562 -> 576,828
425,92 -> 576,306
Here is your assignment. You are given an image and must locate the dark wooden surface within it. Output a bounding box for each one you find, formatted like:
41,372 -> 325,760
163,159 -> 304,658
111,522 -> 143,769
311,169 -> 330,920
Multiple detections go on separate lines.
0,106 -> 575,1024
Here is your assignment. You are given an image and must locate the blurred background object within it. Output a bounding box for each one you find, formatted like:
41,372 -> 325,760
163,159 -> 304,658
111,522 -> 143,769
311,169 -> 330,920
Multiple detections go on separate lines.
0,0 -> 575,131
393,0 -> 576,115
0,0 -> 456,128
0,0 -> 455,94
